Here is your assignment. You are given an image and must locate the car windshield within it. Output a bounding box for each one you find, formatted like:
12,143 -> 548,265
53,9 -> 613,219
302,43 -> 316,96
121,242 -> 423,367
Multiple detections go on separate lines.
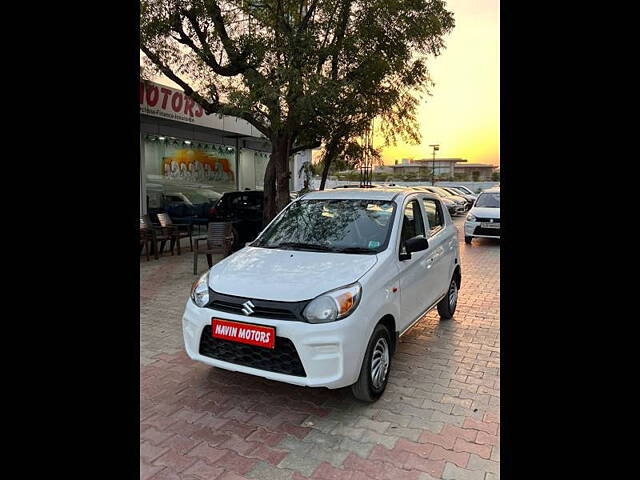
253,199 -> 396,253
475,192 -> 500,208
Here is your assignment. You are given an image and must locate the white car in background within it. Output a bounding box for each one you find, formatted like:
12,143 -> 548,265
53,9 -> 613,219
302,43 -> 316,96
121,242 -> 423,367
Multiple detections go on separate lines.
464,188 -> 500,244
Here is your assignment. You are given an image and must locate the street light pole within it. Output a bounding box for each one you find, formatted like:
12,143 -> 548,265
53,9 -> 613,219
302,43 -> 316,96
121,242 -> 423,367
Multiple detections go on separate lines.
429,144 -> 440,185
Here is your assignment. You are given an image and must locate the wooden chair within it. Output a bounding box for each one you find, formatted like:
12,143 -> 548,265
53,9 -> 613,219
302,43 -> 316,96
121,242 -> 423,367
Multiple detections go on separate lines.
157,213 -> 193,254
140,215 -> 175,258
139,225 -> 152,261
193,222 -> 234,275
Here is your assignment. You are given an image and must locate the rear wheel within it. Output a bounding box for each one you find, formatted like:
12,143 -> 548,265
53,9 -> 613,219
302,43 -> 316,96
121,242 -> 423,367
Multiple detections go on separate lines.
437,277 -> 458,320
351,324 -> 392,402
464,236 -> 472,244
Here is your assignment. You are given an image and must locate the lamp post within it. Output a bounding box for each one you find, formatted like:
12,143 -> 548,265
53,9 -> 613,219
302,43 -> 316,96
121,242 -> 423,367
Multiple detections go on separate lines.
429,144 -> 440,185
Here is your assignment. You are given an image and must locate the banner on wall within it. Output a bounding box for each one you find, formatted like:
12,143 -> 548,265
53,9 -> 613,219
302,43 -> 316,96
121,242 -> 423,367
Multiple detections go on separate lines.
140,80 -> 264,138
162,148 -> 234,184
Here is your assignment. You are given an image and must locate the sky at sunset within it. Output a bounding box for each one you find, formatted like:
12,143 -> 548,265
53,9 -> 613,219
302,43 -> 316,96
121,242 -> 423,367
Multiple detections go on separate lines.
378,0 -> 500,166
143,0 -> 499,167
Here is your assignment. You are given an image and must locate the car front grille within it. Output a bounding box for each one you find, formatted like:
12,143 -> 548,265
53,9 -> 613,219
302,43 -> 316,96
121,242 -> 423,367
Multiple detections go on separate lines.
199,325 -> 307,377
475,217 -> 500,223
206,290 -> 308,321
473,226 -> 501,236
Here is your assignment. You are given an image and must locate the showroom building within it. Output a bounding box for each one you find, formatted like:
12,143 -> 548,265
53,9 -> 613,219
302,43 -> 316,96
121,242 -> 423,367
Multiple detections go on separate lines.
139,79 -> 311,214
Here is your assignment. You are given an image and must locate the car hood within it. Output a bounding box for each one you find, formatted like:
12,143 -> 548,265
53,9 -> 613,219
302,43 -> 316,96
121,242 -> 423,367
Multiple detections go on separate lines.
208,247 -> 378,301
469,207 -> 500,218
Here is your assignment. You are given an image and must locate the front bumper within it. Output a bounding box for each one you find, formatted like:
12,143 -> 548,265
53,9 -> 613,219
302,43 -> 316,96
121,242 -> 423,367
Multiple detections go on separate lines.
464,221 -> 501,238
182,299 -> 366,389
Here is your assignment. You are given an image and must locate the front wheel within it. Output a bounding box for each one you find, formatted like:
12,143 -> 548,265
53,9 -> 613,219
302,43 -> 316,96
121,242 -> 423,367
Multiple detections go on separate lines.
464,236 -> 473,244
437,277 -> 459,320
351,324 -> 392,402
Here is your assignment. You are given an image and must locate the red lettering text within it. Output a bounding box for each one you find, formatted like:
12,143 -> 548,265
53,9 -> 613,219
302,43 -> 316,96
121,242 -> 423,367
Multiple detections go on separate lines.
146,86 -> 159,106
171,92 -> 183,112
160,88 -> 172,109
184,96 -> 195,116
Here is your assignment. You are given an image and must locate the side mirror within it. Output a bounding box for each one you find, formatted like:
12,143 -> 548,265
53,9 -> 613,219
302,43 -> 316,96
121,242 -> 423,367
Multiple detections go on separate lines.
400,236 -> 429,260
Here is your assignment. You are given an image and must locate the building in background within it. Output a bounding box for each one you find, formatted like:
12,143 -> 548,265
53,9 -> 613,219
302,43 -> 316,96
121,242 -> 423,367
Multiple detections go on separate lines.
453,163 -> 497,181
392,158 -> 467,178
139,80 -> 311,214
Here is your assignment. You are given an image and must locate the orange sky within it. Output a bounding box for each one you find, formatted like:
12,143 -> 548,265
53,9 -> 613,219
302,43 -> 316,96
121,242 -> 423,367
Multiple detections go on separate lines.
378,0 -> 500,166
143,0 -> 499,167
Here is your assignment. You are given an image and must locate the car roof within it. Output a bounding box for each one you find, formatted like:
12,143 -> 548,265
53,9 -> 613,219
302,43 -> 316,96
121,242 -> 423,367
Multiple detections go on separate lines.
301,187 -> 431,201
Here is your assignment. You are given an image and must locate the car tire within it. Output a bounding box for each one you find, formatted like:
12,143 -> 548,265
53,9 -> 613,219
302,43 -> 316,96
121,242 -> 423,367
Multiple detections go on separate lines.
351,323 -> 392,402
464,236 -> 472,244
437,277 -> 459,320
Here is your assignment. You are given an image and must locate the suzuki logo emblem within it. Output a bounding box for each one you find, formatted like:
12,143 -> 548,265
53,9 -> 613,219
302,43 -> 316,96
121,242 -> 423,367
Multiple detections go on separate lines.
241,300 -> 255,316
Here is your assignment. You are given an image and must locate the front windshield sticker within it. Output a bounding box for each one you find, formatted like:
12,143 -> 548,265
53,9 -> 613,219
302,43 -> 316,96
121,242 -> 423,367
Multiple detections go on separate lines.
368,240 -> 381,248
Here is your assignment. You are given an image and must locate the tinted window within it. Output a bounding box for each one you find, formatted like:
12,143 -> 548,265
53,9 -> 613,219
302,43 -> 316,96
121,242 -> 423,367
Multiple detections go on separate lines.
422,199 -> 444,235
475,192 -> 500,208
400,200 -> 426,246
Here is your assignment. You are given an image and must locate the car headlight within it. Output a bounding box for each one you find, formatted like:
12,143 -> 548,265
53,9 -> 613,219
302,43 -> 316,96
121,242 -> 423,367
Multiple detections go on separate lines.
303,282 -> 362,323
466,214 -> 476,222
190,272 -> 210,307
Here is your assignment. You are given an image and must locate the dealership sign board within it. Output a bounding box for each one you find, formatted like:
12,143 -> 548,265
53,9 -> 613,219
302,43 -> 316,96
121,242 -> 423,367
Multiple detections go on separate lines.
139,80 -> 264,138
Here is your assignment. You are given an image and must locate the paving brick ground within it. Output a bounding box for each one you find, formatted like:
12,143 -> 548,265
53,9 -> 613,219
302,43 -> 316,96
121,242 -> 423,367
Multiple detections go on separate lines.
140,216 -> 500,479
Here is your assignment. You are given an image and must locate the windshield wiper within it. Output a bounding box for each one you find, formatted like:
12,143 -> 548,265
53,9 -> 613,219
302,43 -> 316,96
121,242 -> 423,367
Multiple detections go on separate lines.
274,242 -> 334,251
333,247 -> 377,254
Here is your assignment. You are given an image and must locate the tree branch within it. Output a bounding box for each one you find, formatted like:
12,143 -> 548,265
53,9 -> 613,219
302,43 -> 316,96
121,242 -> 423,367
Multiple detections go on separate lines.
175,8 -> 243,76
140,44 -> 271,138
299,0 -> 319,31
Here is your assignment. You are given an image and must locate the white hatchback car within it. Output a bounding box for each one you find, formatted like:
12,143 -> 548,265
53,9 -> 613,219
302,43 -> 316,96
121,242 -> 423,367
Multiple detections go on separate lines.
183,189 -> 462,401
464,188 -> 500,244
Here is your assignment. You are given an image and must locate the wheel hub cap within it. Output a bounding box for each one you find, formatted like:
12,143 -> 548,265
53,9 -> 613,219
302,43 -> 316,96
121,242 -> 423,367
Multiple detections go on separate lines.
371,338 -> 390,390
449,280 -> 458,309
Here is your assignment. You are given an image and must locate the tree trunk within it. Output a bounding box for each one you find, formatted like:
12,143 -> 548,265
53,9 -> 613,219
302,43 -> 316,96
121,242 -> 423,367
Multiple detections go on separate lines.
262,134 -> 292,225
319,155 -> 331,190
319,140 -> 339,190
262,156 -> 277,225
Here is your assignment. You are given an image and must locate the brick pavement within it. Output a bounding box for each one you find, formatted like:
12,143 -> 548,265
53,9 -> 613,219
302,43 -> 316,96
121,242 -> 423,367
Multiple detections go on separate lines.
140,216 -> 500,479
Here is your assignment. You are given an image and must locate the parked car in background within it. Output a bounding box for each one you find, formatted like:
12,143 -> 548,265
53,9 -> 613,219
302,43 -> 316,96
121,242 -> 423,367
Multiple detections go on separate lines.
333,184 -> 382,189
413,186 -> 466,215
147,186 -> 222,227
440,186 -> 477,205
464,188 -> 500,244
410,187 -> 460,216
183,188 -> 461,401
449,185 -> 477,196
208,190 -> 265,251
425,186 -> 472,210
